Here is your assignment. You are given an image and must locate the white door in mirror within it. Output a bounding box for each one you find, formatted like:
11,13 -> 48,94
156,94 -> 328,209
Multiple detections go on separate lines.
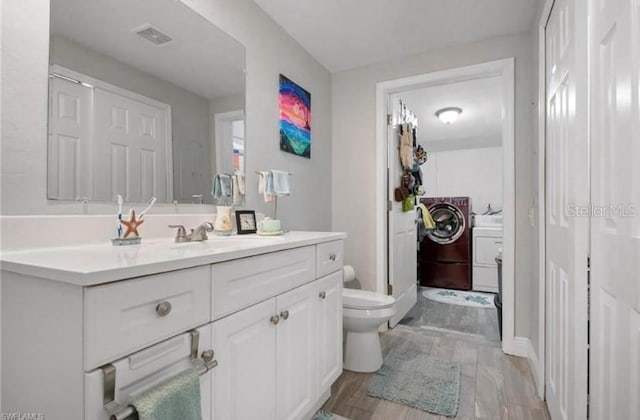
48,76 -> 92,200
92,87 -> 170,202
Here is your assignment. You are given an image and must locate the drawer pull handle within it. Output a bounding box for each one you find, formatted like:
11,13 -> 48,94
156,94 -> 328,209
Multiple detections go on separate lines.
329,253 -> 337,262
156,301 -> 172,317
270,315 -> 280,325
280,310 -> 290,320
319,291 -> 327,300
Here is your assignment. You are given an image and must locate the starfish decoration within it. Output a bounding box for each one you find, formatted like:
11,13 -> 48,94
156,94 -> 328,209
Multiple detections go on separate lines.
121,209 -> 144,238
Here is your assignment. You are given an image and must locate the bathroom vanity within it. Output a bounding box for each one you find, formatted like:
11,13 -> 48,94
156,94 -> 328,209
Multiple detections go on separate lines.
1,232 -> 345,420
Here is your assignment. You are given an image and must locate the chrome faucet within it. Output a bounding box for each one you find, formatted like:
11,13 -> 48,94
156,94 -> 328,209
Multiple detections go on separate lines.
169,222 -> 214,243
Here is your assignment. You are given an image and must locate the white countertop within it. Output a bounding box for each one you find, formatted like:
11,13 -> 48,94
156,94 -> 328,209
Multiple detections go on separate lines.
0,231 -> 346,286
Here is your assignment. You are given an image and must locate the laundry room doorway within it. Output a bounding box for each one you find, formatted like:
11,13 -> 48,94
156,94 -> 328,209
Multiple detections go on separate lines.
376,59 -> 518,354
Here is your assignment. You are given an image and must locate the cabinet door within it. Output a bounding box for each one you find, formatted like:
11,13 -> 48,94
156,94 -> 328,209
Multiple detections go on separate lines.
276,281 -> 318,420
212,298 -> 277,420
316,271 -> 343,393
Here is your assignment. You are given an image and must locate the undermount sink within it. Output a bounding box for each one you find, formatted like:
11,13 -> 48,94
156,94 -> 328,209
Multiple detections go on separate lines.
474,214 -> 503,227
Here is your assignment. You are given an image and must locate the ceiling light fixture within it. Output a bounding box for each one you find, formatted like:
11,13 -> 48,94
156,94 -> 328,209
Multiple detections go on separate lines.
435,107 -> 463,125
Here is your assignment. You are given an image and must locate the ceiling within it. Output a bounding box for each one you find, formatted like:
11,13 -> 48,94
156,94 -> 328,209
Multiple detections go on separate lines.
394,76 -> 503,152
51,0 -> 245,99
253,0 -> 539,72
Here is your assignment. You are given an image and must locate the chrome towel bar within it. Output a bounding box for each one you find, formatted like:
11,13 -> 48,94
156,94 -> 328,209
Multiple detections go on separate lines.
100,329 -> 217,420
109,357 -> 218,420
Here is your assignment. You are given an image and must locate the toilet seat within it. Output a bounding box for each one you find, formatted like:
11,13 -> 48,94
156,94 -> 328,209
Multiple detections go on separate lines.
343,288 -> 395,310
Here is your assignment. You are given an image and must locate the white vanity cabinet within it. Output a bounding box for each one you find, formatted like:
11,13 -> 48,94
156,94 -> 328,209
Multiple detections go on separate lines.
316,271 -> 343,393
0,233 -> 345,420
211,251 -> 344,420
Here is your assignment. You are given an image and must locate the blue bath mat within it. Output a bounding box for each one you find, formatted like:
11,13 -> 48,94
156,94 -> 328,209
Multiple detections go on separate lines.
368,347 -> 461,417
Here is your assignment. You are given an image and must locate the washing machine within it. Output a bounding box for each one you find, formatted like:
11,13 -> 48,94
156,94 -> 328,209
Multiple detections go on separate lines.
419,196 -> 472,290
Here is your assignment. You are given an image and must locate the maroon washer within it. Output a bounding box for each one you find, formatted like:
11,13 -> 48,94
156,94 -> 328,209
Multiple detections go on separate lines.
419,196 -> 472,290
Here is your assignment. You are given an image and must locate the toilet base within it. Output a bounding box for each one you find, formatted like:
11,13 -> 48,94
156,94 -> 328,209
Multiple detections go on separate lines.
344,330 -> 383,373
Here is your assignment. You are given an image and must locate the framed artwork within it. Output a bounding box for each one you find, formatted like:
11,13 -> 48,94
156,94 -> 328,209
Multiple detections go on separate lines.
235,210 -> 257,234
279,74 -> 311,158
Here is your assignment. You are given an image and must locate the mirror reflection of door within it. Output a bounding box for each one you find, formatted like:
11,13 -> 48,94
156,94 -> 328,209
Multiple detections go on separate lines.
47,0 -> 246,204
214,110 -> 245,176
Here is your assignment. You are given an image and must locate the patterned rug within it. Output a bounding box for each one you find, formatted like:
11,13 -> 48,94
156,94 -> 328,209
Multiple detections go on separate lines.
368,346 -> 461,417
422,287 -> 496,308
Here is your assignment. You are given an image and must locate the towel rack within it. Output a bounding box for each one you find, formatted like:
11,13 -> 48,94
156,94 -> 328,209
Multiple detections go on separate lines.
254,170 -> 295,175
255,170 -> 294,219
102,330 -> 218,420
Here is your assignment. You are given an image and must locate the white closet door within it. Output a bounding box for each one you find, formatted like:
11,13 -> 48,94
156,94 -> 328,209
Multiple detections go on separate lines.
93,88 -> 170,202
388,95 -> 418,327
589,0 -> 640,418
544,0 -> 589,419
48,76 -> 92,200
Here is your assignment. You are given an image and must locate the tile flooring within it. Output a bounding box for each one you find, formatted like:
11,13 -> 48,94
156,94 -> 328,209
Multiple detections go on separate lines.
323,296 -> 549,420
400,287 -> 500,342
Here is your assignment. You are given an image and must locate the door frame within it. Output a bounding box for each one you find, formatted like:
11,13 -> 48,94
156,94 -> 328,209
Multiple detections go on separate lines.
374,58 -> 517,354
536,0 -> 555,400
214,109 -> 245,175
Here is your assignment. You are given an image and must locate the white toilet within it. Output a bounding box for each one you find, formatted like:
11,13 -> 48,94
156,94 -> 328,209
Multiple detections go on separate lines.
342,266 -> 396,373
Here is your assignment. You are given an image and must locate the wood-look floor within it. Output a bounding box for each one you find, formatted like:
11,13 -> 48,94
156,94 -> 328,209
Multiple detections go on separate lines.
323,325 -> 549,420
400,287 -> 500,342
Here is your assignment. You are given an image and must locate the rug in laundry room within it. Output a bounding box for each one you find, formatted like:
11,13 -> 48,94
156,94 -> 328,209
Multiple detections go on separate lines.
423,287 -> 496,308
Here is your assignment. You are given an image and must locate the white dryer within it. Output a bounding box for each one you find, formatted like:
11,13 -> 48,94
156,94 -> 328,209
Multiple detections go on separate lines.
472,223 -> 503,293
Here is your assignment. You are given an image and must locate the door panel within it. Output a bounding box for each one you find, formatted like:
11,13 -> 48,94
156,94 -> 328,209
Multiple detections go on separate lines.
589,0 -> 640,418
317,271 -> 343,394
545,0 -> 589,419
93,88 -> 169,202
276,282 -> 317,420
388,95 -> 418,327
212,299 -> 277,420
48,76 -> 92,200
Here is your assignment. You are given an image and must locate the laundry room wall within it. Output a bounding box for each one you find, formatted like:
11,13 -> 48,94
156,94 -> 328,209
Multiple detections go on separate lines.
331,31 -> 536,340
422,147 -> 503,214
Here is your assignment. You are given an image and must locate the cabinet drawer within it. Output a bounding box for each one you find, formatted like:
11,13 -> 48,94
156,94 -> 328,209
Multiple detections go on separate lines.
85,325 -> 212,420
211,246 -> 316,319
316,240 -> 344,278
84,266 -> 210,370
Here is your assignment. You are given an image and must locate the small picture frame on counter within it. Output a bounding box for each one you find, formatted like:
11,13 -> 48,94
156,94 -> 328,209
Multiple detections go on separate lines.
235,210 -> 257,234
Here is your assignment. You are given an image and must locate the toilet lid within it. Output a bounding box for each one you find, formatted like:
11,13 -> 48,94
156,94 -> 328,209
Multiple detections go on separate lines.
343,288 -> 395,309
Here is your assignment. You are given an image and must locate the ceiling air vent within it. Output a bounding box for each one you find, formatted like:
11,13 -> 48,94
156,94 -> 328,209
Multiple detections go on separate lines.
134,25 -> 173,45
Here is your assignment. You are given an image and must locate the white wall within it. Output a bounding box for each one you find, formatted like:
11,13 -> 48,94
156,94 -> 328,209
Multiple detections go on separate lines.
422,147 -> 503,213
1,0 -> 333,231
331,32 -> 536,338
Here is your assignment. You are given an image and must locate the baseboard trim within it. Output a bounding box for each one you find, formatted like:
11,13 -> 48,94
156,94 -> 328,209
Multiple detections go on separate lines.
511,336 -> 545,399
526,338 -> 544,399
511,336 -> 529,357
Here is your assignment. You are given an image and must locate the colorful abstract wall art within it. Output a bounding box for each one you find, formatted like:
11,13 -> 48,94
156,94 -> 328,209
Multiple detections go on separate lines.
279,74 -> 311,158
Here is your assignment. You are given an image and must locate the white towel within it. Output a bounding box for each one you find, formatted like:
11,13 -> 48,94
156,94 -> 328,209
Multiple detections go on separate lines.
270,170 -> 290,196
235,172 -> 246,195
257,171 -> 275,203
231,173 -> 246,205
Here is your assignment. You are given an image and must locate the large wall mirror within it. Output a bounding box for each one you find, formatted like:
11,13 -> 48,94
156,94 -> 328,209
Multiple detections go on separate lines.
48,0 -> 246,205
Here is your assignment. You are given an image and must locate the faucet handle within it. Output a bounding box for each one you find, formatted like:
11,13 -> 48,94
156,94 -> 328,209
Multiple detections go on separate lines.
168,225 -> 188,242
